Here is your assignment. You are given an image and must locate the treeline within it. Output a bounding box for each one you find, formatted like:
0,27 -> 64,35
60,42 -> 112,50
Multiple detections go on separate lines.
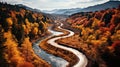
66,6 -> 120,67
0,2 -> 52,67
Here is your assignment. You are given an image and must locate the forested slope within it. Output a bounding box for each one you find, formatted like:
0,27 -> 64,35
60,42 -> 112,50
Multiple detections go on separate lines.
58,6 -> 120,67
0,2 -> 52,67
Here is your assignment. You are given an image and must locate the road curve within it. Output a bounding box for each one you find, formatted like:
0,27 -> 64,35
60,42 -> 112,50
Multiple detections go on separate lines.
47,23 -> 88,67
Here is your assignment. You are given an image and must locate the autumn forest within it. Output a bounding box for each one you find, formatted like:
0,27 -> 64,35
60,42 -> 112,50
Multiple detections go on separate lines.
0,1 -> 120,67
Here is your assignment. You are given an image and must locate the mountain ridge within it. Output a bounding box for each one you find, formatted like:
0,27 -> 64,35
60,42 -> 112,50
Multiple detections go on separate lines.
17,4 -> 41,12
43,1 -> 120,15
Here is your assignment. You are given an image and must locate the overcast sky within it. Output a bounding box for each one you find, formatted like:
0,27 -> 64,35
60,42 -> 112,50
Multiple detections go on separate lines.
0,0 -> 119,10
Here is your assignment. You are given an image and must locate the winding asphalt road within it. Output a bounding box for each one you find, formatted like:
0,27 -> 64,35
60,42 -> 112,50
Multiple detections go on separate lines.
47,23 -> 88,67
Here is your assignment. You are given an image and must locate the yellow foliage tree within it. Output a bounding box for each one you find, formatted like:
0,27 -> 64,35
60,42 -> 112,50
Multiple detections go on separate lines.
6,17 -> 13,27
25,18 -> 32,34
33,23 -> 39,27
3,31 -> 25,66
32,27 -> 38,35
111,30 -> 120,41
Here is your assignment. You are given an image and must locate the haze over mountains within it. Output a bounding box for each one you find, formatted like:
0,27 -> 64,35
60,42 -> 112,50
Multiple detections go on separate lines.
43,1 -> 120,15
16,0 -> 120,15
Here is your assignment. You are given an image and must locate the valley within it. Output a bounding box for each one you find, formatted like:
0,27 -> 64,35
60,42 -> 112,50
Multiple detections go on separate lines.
0,0 -> 120,67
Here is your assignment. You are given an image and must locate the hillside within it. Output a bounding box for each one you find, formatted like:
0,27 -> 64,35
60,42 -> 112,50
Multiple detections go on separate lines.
0,2 -> 52,67
57,6 -> 120,67
17,4 -> 41,13
81,1 -> 120,12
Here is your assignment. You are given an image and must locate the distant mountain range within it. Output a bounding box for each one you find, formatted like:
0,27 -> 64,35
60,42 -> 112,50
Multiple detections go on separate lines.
43,1 -> 120,15
17,1 -> 120,15
42,8 -> 82,15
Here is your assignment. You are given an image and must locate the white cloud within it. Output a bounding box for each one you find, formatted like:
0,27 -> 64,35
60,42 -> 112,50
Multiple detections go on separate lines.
0,0 -> 110,10
0,0 -> 23,4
